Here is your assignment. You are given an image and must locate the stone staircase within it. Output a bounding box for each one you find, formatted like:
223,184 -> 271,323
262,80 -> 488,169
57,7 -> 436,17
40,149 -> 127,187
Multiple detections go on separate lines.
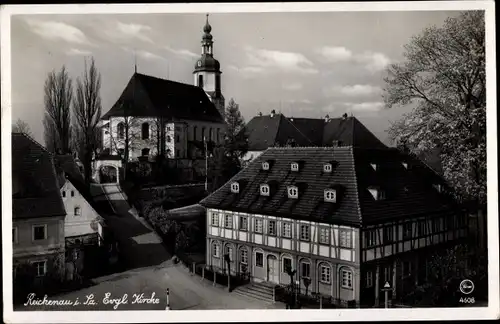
232,281 -> 277,303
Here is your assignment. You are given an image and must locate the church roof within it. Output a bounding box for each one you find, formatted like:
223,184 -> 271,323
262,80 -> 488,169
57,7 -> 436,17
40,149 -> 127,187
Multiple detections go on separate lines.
243,113 -> 387,150
101,73 -> 224,123
200,146 -> 458,227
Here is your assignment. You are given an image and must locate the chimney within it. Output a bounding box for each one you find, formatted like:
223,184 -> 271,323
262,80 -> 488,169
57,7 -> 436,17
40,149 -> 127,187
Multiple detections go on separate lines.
342,113 -> 348,120
258,112 -> 263,117
290,117 -> 294,122
324,114 -> 330,123
270,109 -> 276,118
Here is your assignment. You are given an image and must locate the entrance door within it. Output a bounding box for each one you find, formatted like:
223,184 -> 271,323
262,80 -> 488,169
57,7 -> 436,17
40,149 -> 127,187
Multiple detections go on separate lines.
267,255 -> 279,283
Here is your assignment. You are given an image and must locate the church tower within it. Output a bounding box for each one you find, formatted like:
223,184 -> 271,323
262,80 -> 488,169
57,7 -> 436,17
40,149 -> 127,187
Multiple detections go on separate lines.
193,14 -> 225,119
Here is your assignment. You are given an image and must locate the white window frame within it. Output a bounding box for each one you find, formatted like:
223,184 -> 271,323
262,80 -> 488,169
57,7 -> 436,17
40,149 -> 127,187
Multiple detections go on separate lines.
255,252 -> 264,267
211,213 -> 219,226
239,216 -> 248,231
287,186 -> 298,199
240,249 -> 248,264
365,230 -> 376,247
282,222 -> 292,238
319,227 -> 330,245
403,222 -> 412,239
225,245 -> 233,261
300,224 -> 310,241
324,189 -> 337,202
224,214 -> 233,228
262,162 -> 270,170
32,224 -> 47,241
383,226 -> 394,243
339,229 -> 352,248
32,260 -> 47,277
254,219 -> 263,233
212,242 -> 221,258
260,184 -> 270,196
74,206 -> 81,216
230,182 -> 240,193
323,163 -> 332,173
291,162 -> 299,172
300,261 -> 311,279
341,269 -> 353,289
320,264 -> 331,284
282,257 -> 292,273
268,220 -> 277,236
13,227 -> 18,244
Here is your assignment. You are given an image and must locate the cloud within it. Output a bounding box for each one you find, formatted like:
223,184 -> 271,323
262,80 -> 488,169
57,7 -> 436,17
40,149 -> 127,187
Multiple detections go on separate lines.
122,47 -> 164,61
164,46 -> 198,60
242,46 -> 318,75
66,48 -> 92,56
104,22 -> 153,43
316,46 -> 390,72
346,101 -> 384,112
25,19 -> 91,45
316,46 -> 352,62
326,84 -> 382,97
282,82 -> 303,91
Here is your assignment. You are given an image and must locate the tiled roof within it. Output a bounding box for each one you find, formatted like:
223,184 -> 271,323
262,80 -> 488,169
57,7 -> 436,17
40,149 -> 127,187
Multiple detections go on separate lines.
242,114 -> 387,150
200,146 -> 457,227
101,73 -> 224,123
12,133 -> 66,219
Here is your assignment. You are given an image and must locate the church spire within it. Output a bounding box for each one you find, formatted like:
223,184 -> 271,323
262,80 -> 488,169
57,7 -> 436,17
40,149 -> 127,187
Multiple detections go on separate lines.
201,13 -> 213,56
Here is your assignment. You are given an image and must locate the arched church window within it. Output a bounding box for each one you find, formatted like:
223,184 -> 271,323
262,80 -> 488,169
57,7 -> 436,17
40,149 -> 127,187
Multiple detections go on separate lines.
198,75 -> 204,88
141,122 -> 149,140
215,75 -> 221,92
117,123 -> 125,140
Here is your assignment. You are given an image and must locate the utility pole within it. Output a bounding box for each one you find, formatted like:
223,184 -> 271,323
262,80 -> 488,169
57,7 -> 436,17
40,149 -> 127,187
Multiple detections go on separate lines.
204,136 -> 208,192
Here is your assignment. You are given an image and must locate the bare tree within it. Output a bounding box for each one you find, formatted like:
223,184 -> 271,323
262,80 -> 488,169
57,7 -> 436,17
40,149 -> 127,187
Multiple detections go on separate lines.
43,115 -> 60,153
44,66 -> 73,153
73,57 -> 102,185
12,118 -> 32,136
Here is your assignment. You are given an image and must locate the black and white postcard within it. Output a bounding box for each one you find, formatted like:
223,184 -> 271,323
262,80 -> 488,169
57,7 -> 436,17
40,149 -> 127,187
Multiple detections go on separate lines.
1,1 -> 498,322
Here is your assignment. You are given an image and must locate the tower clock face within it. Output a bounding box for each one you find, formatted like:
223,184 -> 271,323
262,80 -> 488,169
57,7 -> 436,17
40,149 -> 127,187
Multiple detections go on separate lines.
197,61 -> 201,67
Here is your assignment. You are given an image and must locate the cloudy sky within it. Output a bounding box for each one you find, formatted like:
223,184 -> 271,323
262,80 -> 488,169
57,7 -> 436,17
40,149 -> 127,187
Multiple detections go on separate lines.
10,10 -> 461,145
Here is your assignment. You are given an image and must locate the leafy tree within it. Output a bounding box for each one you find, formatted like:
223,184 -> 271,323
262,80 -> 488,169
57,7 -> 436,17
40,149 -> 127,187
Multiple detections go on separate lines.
44,66 -> 73,153
73,57 -> 102,185
224,98 -> 249,159
384,12 -> 486,214
12,118 -> 32,136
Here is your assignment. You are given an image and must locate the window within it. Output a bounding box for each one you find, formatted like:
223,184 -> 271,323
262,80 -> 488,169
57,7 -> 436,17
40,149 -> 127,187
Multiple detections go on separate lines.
365,230 -> 376,247
62,191 -> 66,198
283,257 -> 292,273
339,229 -> 352,248
291,162 -> 299,172
240,249 -> 248,264
319,227 -> 330,245
287,186 -> 298,199
379,190 -> 386,200
403,222 -> 412,240
433,184 -> 443,193
32,225 -> 47,241
193,126 -> 197,140
74,207 -> 81,216
224,214 -> 232,228
323,163 -> 332,173
341,269 -> 353,289
366,271 -> 373,288
13,227 -> 18,244
418,220 -> 427,236
166,136 -> 171,143
268,220 -> 277,236
141,122 -> 149,140
239,216 -> 248,231
320,264 -> 331,284
300,262 -> 311,278
225,245 -> 233,261
254,219 -> 263,233
141,148 -> 150,156
33,261 -> 47,277
211,213 -> 219,226
230,182 -> 240,193
212,242 -> 220,258
176,135 -> 180,143
260,184 -> 270,196
383,227 -> 393,243
198,74 -> 204,88
282,222 -> 291,238
431,218 -> 440,233
324,189 -> 336,202
71,190 -> 75,197
369,188 -> 386,201
202,127 -> 206,141
300,224 -> 310,241
256,252 -> 264,267
215,75 -> 221,91
370,163 -> 378,171
262,162 -> 270,170
117,122 -> 125,140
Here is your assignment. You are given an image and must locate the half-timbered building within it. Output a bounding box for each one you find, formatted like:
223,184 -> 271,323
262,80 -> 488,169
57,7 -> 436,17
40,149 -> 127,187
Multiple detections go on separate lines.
200,146 -> 468,306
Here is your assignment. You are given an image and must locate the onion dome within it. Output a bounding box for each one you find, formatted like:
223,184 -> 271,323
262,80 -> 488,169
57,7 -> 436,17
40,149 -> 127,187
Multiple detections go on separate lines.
194,55 -> 220,73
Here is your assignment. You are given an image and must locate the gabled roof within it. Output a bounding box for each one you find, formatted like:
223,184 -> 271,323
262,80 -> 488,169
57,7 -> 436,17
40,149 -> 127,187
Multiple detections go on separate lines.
242,114 -> 387,150
200,146 -> 458,227
101,73 -> 224,123
12,133 -> 66,219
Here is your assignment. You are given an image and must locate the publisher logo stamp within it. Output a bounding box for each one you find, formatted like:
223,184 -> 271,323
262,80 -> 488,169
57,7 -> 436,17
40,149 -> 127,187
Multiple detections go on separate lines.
459,279 -> 475,295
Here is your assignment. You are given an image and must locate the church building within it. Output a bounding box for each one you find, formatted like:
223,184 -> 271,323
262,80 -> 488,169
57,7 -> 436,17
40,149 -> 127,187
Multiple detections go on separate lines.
99,15 -> 226,162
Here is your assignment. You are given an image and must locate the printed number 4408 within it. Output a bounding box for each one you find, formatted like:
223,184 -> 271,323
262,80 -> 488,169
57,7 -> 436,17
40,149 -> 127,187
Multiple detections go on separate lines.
459,297 -> 475,304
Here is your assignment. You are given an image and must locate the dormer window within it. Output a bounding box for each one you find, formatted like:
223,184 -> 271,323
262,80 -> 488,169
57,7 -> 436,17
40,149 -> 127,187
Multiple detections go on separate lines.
324,189 -> 337,202
260,184 -> 270,196
230,182 -> 240,193
323,163 -> 333,173
287,186 -> 299,199
402,162 -> 408,169
291,162 -> 299,172
433,184 -> 443,193
262,162 -> 270,170
370,163 -> 378,171
368,187 -> 386,201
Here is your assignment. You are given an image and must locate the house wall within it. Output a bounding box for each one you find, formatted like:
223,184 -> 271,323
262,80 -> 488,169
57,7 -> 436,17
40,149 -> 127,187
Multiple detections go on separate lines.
60,180 -> 102,241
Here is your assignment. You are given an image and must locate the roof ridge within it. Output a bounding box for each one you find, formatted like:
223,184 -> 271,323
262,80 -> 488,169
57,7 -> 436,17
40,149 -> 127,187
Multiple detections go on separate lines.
14,132 -> 53,157
282,116 -> 315,145
136,72 -> 203,90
